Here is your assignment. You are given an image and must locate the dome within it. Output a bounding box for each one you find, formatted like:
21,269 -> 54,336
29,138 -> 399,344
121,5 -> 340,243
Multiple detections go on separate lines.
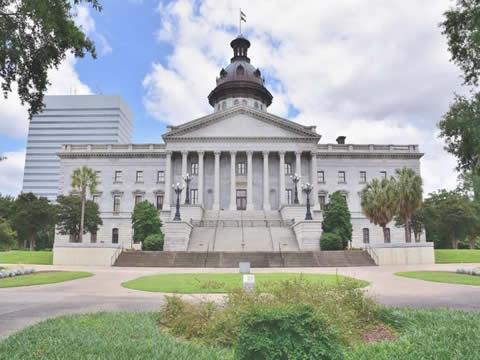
208,36 -> 273,109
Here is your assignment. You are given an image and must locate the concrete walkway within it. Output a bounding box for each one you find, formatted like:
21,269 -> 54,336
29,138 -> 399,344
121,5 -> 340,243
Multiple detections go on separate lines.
1,263 -> 480,339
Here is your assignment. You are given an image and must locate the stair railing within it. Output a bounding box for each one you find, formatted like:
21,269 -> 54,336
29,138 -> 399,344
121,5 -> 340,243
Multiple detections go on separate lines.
264,210 -> 275,251
110,246 -> 122,266
204,243 -> 210,268
364,243 -> 379,265
279,242 -> 285,267
212,210 -> 220,251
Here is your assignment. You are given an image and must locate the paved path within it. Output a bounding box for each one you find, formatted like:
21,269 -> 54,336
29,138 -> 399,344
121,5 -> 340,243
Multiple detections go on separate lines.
1,263 -> 480,339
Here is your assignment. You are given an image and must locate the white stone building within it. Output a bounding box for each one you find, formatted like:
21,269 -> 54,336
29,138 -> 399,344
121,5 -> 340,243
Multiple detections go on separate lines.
53,36 -> 434,266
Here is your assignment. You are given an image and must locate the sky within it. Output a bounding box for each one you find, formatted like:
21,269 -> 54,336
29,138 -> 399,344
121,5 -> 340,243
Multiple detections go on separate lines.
0,0 -> 465,196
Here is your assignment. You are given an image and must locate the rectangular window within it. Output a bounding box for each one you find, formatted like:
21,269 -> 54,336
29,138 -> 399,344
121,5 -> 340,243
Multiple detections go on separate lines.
136,171 -> 144,183
191,162 -> 199,175
157,170 -> 165,183
286,189 -> 293,205
362,228 -> 369,244
338,171 -> 346,183
318,170 -> 325,183
360,171 -> 367,183
190,189 -> 198,205
92,195 -> 99,203
95,171 -> 101,183
69,234 -> 80,243
114,170 -> 122,183
384,228 -> 391,243
156,195 -> 164,210
285,163 -> 292,175
380,171 -> 387,179
318,195 -> 326,210
135,194 -> 143,205
112,228 -> 119,244
113,195 -> 121,213
90,232 -> 97,243
237,162 -> 246,175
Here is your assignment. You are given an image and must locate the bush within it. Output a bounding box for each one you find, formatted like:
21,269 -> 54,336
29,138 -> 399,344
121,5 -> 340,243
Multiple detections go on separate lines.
321,232 -> 343,251
0,267 -> 35,278
234,304 -> 344,360
132,201 -> 162,243
142,233 -> 164,251
0,220 -> 17,250
322,191 -> 352,249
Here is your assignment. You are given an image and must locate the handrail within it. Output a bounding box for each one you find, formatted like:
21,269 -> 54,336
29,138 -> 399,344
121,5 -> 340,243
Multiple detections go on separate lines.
364,244 -> 379,265
110,246 -> 122,266
190,219 -> 294,228
204,243 -> 209,268
265,210 -> 275,251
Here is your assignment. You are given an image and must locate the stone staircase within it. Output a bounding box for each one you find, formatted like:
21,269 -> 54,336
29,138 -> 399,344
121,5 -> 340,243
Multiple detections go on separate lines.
114,250 -> 376,267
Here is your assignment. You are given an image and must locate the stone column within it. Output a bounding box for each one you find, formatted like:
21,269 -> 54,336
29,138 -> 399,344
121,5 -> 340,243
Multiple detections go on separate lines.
263,151 -> 271,210
213,151 -> 221,210
164,151 -> 172,211
198,151 -> 204,206
296,151 -> 302,204
181,151 -> 188,203
310,151 -> 317,209
229,151 -> 237,210
279,151 -> 286,206
246,151 -> 254,210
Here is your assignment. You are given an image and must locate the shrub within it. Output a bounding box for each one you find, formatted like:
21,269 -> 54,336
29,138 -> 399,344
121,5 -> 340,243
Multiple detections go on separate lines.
0,267 -> 35,279
322,191 -> 352,249
142,233 -> 164,251
456,268 -> 480,276
234,304 -> 344,360
321,232 -> 343,251
132,201 -> 162,243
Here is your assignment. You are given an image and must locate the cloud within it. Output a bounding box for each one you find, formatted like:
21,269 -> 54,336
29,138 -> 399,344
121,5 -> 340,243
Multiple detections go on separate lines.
143,0 -> 462,194
75,4 -> 112,56
0,150 -> 26,196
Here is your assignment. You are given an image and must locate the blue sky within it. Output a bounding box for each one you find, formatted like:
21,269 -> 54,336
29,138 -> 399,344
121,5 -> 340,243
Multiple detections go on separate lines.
0,0 -> 466,195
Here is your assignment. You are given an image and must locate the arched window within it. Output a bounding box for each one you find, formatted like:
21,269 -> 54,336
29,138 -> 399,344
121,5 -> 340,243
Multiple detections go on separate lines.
254,101 -> 259,109
234,99 -> 240,105
362,228 -> 369,244
236,65 -> 245,76
112,228 -> 119,244
221,101 -> 227,110
242,99 -> 247,105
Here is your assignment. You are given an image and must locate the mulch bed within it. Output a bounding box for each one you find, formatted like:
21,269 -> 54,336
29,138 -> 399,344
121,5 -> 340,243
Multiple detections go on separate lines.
361,324 -> 397,343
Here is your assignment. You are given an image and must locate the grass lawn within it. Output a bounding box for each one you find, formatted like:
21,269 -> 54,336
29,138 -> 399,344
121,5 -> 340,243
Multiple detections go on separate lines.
0,250 -> 53,265
1,309 -> 479,360
122,272 -> 369,293
435,249 -> 480,264
396,271 -> 480,286
0,271 -> 93,288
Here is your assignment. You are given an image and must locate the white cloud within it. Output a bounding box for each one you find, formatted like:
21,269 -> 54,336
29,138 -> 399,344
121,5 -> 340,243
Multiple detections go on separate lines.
0,150 -> 26,196
75,4 -> 112,56
143,0 -> 462,194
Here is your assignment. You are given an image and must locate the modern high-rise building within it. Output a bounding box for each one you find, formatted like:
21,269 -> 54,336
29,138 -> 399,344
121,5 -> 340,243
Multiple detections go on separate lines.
22,95 -> 133,201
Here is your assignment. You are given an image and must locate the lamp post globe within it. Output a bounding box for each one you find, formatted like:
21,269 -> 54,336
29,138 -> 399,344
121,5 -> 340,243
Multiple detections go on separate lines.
183,173 -> 192,204
302,182 -> 313,220
290,173 -> 301,204
172,183 -> 184,221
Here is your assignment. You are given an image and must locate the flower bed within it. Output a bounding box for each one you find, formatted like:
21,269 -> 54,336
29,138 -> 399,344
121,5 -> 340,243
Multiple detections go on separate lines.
0,267 -> 35,279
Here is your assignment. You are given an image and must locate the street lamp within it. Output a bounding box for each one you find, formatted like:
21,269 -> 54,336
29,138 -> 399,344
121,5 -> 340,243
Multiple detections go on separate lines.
172,183 -> 184,221
183,173 -> 192,204
290,173 -> 301,204
302,182 -> 313,220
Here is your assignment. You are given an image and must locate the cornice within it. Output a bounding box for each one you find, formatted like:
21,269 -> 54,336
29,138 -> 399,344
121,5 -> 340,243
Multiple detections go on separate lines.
59,151 -> 167,159
165,136 -> 318,143
317,153 -> 424,160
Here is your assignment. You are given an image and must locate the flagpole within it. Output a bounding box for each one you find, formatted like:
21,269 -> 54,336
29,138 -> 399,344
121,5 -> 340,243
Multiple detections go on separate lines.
239,8 -> 242,35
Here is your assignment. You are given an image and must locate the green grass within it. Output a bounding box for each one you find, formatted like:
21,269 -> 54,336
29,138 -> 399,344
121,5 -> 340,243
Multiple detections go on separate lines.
1,309 -> 479,360
122,272 -> 369,293
0,312 -> 230,360
395,271 -> 480,286
435,249 -> 480,264
0,250 -> 52,265
0,271 -> 93,288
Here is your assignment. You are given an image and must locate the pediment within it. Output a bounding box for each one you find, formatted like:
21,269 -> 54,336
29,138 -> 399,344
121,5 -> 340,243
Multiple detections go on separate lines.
163,106 -> 320,141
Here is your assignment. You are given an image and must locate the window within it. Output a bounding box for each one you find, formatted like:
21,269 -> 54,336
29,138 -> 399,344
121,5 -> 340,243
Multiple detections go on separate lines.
286,189 -> 293,204
114,170 -> 122,183
384,228 -> 391,243
360,171 -> 367,183
95,171 -> 101,182
191,189 -> 198,205
156,195 -> 164,210
362,228 -> 369,244
69,234 -> 80,243
285,163 -> 292,175
338,171 -> 346,183
380,171 -> 387,179
90,232 -> 97,243
112,228 -> 119,244
254,101 -> 259,109
242,99 -> 247,105
136,171 -> 144,183
92,195 -> 99,203
135,194 -> 143,205
113,195 -> 121,213
236,65 -> 245,76
234,99 -> 239,105
318,170 -> 325,183
237,162 -> 246,175
157,170 -> 165,183
222,101 -> 227,110
318,195 -> 326,210
191,162 -> 199,175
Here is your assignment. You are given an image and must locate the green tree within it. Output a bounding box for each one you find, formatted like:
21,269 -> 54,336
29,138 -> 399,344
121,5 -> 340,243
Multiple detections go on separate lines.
10,193 -> 56,250
361,178 -> 398,243
321,191 -> 352,249
0,194 -> 15,219
71,166 -> 98,243
0,219 -> 17,250
0,0 -> 101,117
395,167 -> 423,243
56,195 -> 102,240
131,201 -> 163,247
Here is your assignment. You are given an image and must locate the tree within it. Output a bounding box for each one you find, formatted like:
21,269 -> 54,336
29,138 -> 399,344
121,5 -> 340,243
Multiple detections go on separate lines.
131,201 -> 163,246
10,193 -> 56,250
56,195 -> 102,240
0,219 -> 16,250
0,0 -> 101,117
321,191 -> 352,249
360,178 -> 398,243
71,166 -> 98,243
0,194 -> 15,219
395,167 -> 423,243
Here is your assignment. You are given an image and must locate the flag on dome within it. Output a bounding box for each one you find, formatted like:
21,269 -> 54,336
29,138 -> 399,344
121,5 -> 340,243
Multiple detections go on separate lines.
240,10 -> 246,22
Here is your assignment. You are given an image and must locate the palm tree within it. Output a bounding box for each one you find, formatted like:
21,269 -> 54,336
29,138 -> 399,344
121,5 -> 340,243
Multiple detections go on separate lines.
395,167 -> 423,243
71,166 -> 98,243
361,178 -> 398,243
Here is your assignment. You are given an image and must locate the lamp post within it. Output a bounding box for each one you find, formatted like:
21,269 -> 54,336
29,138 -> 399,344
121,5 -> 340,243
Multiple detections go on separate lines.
183,173 -> 192,204
290,173 -> 300,204
302,182 -> 313,220
172,183 -> 184,221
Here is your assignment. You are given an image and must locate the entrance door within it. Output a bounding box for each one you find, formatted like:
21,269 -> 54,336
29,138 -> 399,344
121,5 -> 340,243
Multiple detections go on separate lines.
236,189 -> 247,210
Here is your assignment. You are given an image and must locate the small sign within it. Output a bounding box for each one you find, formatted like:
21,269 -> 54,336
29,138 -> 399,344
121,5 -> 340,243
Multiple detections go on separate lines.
243,274 -> 255,290
239,262 -> 250,274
